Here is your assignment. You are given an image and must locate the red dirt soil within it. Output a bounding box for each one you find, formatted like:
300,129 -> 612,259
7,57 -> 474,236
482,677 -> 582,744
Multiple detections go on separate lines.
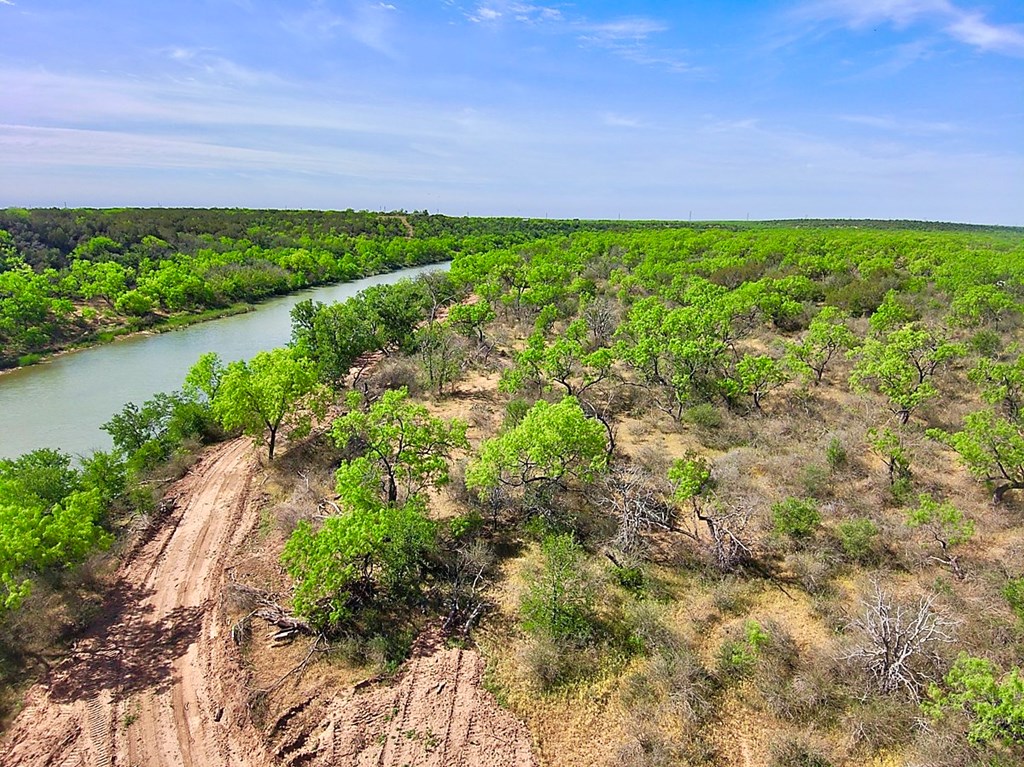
0,437 -> 536,767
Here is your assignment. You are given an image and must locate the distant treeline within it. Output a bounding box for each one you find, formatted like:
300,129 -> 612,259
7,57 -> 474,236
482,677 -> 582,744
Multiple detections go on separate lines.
2,208 -> 1021,369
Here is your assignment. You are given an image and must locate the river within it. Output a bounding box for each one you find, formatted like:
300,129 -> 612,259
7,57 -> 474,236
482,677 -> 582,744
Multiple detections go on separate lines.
0,262 -> 449,460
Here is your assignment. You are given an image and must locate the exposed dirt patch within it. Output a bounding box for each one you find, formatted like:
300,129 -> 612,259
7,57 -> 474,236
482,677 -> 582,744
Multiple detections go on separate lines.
267,628 -> 537,767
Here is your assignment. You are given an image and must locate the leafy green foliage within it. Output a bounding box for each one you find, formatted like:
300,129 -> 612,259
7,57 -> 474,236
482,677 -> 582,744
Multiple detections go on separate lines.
850,324 -> 964,423
446,299 -> 495,344
929,410 -> 1024,502
211,348 -> 327,460
730,353 -> 789,410
719,620 -> 771,677
785,306 -> 859,384
520,533 -> 595,643
465,396 -> 608,496
867,427 -> 912,489
906,495 -> 974,547
837,518 -> 879,561
331,388 -> 468,504
771,497 -> 821,540
668,452 -> 713,504
0,451 -> 111,611
924,654 -> 1024,745
282,495 -> 436,630
969,356 -> 1024,421
501,319 -> 614,397
1003,578 -> 1024,623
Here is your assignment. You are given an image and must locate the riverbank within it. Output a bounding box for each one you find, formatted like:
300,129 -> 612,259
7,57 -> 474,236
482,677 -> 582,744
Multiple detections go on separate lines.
1,261 -> 451,376
0,261 -> 451,460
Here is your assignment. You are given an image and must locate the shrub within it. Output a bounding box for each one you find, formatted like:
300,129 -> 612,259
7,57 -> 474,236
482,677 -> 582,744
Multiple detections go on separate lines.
520,533 -> 596,643
1004,577 -> 1024,623
825,436 -> 847,472
683,403 -> 723,430
837,518 -> 879,562
772,497 -> 821,540
800,464 -> 830,498
770,737 -> 832,767
719,619 -> 770,677
923,653 -> 1024,746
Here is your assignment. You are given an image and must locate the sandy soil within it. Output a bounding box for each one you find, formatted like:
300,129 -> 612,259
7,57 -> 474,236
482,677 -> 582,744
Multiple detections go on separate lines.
266,629 -> 537,767
0,437 -> 266,767
0,432 -> 537,767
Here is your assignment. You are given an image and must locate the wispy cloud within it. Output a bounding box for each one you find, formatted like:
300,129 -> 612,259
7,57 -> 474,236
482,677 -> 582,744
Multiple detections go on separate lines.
466,2 -> 562,25
795,0 -> 1024,56
839,113 -> 958,134
282,0 -> 400,57
602,113 -> 644,129
462,4 -> 694,72
0,1 -> 15,7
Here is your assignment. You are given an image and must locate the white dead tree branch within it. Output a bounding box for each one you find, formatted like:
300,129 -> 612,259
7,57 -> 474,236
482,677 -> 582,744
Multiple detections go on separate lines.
844,583 -> 956,698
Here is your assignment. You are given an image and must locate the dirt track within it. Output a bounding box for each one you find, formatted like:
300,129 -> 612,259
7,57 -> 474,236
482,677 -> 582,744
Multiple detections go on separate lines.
0,436 -> 537,767
0,438 -> 267,767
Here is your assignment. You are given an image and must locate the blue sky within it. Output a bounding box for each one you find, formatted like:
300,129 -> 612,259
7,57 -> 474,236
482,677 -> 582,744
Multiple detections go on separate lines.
1,1 -> 1022,224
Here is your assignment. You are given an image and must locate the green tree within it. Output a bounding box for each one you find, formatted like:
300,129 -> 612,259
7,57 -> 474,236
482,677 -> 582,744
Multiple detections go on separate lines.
969,355 -> 1024,421
520,533 -> 595,643
906,494 -> 974,578
447,299 -> 496,345
731,354 -> 788,411
415,323 -> 465,395
771,497 -> 821,540
213,348 -> 327,460
924,654 -> 1024,746
784,305 -> 859,384
0,469 -> 110,611
502,319 -> 614,398
929,409 -> 1024,503
282,494 -> 435,629
850,324 -> 963,424
331,388 -> 468,504
465,396 -> 608,497
867,426 -> 912,488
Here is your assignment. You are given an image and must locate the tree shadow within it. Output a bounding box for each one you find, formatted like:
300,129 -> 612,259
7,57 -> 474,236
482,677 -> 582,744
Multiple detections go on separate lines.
45,581 -> 204,704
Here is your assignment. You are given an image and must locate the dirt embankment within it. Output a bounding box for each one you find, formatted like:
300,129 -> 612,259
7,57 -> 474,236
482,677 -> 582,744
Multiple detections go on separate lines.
0,434 -> 537,767
267,629 -> 536,767
0,438 -> 265,767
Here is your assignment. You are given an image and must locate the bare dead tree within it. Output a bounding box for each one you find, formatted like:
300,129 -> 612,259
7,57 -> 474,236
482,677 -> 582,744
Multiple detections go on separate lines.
441,538 -> 494,636
600,463 -> 674,557
582,296 -> 619,348
694,500 -> 755,572
843,583 -> 956,698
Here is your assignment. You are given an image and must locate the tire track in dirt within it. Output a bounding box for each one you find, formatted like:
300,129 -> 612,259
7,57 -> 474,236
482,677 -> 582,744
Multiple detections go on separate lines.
0,438 -> 269,767
270,629 -> 537,767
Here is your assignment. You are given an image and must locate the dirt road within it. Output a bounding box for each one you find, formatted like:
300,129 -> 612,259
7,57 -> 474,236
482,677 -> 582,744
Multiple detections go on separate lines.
0,434 -> 537,767
0,438 -> 267,767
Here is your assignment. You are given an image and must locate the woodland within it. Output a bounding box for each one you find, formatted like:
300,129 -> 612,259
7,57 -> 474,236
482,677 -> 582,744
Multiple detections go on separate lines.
2,211 -> 1024,766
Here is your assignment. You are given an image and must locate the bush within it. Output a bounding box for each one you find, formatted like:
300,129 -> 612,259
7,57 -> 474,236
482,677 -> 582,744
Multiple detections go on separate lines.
825,436 -> 847,472
1004,578 -> 1024,623
719,619 -> 770,678
770,737 -> 832,767
520,533 -> 595,643
683,403 -> 722,430
837,518 -> 879,562
772,497 -> 821,540
923,653 -> 1024,746
800,464 -> 830,498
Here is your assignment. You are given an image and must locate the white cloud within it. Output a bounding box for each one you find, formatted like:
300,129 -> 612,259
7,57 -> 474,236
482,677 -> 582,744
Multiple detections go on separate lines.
602,113 -> 643,129
282,1 -> 400,57
795,0 -> 1024,56
466,3 -> 562,25
839,114 -> 958,133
